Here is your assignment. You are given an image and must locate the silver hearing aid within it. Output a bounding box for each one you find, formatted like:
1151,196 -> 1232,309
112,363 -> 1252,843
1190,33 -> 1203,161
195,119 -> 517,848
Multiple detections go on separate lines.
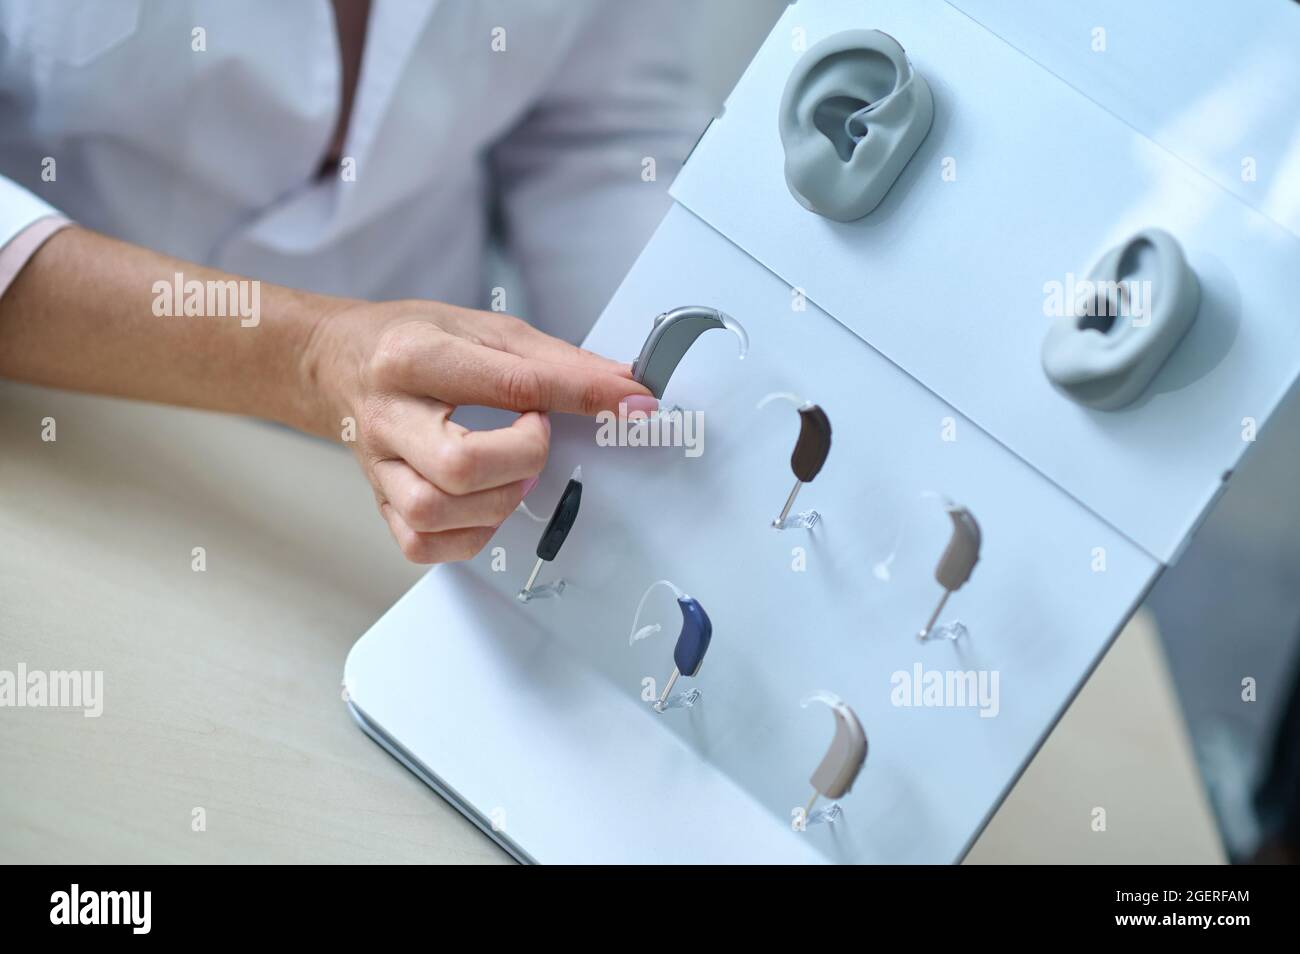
630,306 -> 747,399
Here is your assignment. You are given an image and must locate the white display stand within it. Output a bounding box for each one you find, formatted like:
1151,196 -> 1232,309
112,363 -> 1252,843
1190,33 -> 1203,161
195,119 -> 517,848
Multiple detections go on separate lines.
344,0 -> 1300,863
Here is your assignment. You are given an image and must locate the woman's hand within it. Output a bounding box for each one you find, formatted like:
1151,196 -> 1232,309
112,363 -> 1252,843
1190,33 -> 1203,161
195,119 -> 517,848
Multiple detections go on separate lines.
303,300 -> 656,564
0,227 -> 647,564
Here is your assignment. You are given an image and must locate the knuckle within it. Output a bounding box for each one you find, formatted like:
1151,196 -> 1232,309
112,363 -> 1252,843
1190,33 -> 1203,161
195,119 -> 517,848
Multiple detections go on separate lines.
499,363 -> 544,410
369,323 -> 432,385
397,530 -> 435,564
501,314 -> 531,336
432,441 -> 476,493
523,430 -> 549,473
450,529 -> 494,563
357,396 -> 392,441
489,485 -> 522,524
578,379 -> 604,415
403,481 -> 443,529
369,328 -> 412,383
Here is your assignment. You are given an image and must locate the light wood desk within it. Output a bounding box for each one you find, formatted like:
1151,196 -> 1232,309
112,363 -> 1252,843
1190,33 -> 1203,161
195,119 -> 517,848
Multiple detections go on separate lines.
0,381 -> 1223,863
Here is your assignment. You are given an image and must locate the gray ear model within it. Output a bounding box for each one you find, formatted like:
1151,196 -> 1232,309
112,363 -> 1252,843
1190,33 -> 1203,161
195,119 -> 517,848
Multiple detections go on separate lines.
631,306 -> 729,399
779,29 -> 933,222
1041,228 -> 1201,410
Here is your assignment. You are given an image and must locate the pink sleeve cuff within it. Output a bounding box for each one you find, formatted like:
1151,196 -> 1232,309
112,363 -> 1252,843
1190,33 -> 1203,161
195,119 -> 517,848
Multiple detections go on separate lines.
0,215 -> 72,301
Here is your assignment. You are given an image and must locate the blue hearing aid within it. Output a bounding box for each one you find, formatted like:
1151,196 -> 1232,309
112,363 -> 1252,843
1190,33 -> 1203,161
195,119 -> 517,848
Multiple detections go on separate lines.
657,596 -> 712,712
627,580 -> 714,713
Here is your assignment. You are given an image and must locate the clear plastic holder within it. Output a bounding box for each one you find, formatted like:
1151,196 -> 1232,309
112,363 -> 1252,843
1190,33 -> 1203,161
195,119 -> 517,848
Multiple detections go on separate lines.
624,403 -> 690,434
628,579 -> 703,712
918,609 -> 967,643
516,579 -> 566,603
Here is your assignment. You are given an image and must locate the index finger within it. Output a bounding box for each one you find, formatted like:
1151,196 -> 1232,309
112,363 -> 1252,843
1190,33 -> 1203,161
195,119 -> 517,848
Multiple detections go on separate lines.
441,308 -> 635,378
432,338 -> 656,417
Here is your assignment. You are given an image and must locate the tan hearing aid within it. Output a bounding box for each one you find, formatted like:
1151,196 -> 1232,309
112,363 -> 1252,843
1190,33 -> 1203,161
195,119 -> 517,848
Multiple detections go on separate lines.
918,505 -> 980,640
805,699 -> 867,819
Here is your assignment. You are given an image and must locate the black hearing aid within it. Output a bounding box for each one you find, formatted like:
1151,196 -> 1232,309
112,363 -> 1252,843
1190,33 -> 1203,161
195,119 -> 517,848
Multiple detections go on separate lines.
518,467 -> 582,601
791,404 -> 832,482
774,403 -> 832,527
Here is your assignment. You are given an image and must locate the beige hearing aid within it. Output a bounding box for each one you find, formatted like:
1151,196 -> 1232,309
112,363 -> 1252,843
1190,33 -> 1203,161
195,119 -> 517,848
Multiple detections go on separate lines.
803,695 -> 867,820
918,506 -> 980,640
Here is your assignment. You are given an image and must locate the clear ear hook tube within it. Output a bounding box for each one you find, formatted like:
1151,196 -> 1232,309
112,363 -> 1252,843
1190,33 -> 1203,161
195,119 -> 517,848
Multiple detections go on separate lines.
514,500 -> 549,523
844,98 -> 883,143
627,579 -> 688,645
872,490 -> 950,582
843,66 -> 916,143
754,392 -> 805,412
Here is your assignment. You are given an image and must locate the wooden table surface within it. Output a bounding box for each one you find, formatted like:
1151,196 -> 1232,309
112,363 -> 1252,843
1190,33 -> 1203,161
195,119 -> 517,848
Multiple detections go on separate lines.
0,381 -> 1224,863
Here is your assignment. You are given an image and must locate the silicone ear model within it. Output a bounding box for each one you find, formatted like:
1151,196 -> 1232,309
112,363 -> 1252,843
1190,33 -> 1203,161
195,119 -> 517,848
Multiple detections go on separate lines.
810,701 -> 867,800
1041,228 -> 1200,410
936,506 -> 981,591
779,29 -> 933,222
632,306 -> 735,399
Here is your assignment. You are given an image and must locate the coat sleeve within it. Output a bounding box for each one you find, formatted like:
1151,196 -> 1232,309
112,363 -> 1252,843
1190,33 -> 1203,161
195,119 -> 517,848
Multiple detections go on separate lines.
0,174 -> 69,300
487,0 -> 714,346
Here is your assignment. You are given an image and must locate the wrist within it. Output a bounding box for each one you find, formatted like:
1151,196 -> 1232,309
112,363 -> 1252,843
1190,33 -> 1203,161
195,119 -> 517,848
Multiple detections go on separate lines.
292,293 -> 365,440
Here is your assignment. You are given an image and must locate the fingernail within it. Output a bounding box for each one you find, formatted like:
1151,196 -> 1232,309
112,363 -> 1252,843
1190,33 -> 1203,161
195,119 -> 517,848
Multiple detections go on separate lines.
539,412 -> 551,436
620,394 -> 659,415
520,476 -> 540,498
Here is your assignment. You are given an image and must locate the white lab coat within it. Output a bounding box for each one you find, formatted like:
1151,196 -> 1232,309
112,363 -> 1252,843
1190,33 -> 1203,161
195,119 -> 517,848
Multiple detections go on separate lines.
0,0 -> 710,342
